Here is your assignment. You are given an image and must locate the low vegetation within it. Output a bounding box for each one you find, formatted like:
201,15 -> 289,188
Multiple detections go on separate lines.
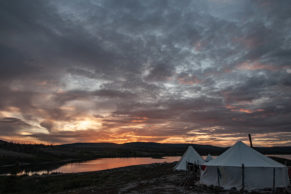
1,139 -> 290,175
1,162 -> 288,194
1,140 -> 291,166
0,163 -> 178,193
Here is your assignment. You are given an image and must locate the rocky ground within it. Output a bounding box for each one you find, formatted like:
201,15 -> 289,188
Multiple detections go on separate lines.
58,163 -> 289,194
0,162 -> 289,194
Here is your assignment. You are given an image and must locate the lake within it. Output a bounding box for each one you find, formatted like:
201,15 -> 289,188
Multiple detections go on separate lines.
267,154 -> 291,160
2,156 -> 181,176
47,156 -> 181,174
1,154 -> 291,176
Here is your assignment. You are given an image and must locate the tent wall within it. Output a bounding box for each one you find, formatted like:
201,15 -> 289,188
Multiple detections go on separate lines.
245,167 -> 289,190
200,166 -> 219,186
200,166 -> 289,191
174,146 -> 203,171
200,166 -> 242,189
175,157 -> 202,171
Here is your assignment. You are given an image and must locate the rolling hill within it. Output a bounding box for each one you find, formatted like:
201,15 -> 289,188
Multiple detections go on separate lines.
0,139 -> 290,166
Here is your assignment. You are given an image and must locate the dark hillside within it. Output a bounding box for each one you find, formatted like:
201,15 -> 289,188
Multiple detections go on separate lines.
0,139 -> 290,167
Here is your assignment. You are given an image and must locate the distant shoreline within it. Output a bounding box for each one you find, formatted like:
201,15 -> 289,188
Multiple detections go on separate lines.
1,154 -> 290,177
1,153 -> 291,167
1,140 -> 291,175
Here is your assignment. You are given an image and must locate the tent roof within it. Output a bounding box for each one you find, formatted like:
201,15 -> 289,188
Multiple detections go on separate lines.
175,146 -> 204,170
205,141 -> 285,167
205,154 -> 213,162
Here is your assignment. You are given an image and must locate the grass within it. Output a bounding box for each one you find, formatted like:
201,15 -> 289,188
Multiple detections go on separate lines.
0,162 -> 177,194
0,162 -> 289,194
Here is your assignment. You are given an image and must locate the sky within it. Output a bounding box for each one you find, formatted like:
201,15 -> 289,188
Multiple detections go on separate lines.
0,0 -> 291,146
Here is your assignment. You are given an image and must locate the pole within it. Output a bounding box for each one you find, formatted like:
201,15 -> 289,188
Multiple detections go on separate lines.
272,168 -> 276,193
217,167 -> 220,187
242,163 -> 245,192
248,134 -> 253,148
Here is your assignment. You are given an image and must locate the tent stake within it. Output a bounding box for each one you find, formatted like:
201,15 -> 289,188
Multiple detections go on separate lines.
242,163 -> 245,192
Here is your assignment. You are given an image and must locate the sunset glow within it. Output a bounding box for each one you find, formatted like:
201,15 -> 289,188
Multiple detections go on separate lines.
0,0 -> 291,147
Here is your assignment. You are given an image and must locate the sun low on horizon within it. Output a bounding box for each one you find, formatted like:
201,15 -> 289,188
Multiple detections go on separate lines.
0,0 -> 291,147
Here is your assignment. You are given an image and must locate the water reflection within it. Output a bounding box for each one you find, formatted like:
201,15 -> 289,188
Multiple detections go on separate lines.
51,157 -> 180,174
1,154 -> 290,176
0,162 -> 64,176
267,154 -> 291,160
0,156 -> 180,176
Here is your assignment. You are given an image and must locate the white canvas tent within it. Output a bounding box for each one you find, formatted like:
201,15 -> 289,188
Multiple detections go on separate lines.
205,154 -> 213,162
200,141 -> 289,191
175,146 -> 204,171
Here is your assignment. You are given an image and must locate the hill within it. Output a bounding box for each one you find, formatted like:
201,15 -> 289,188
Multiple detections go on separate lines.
0,139 -> 291,167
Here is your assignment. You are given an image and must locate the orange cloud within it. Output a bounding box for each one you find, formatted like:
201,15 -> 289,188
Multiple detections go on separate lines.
237,61 -> 277,71
177,74 -> 201,85
233,37 -> 261,49
194,41 -> 203,51
131,117 -> 148,123
225,105 -> 264,114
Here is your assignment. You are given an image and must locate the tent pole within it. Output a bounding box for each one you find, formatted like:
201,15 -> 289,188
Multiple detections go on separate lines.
248,134 -> 253,148
272,168 -> 275,193
217,167 -> 220,187
242,163 -> 245,192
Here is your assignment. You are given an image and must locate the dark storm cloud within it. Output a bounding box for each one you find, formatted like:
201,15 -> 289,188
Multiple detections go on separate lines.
0,0 -> 291,145
0,86 -> 35,110
145,63 -> 174,82
0,45 -> 38,80
54,89 -> 137,105
0,117 -> 32,136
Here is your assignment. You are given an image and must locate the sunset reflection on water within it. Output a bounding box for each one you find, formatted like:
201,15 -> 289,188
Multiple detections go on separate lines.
3,155 -> 290,176
51,156 -> 181,174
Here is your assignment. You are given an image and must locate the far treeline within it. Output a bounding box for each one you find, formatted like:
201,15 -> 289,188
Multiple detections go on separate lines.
0,140 -> 291,166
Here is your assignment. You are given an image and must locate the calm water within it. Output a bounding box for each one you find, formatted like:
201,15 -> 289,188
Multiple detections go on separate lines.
2,154 -> 291,176
267,154 -> 291,160
51,156 -> 180,174
3,156 -> 181,176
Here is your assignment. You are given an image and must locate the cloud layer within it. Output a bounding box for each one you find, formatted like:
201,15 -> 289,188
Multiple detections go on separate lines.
0,0 -> 291,146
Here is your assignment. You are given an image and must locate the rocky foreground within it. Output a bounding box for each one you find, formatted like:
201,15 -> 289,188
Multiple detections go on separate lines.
0,162 -> 289,194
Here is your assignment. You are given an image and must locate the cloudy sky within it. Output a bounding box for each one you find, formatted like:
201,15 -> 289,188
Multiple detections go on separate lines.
0,0 -> 291,146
